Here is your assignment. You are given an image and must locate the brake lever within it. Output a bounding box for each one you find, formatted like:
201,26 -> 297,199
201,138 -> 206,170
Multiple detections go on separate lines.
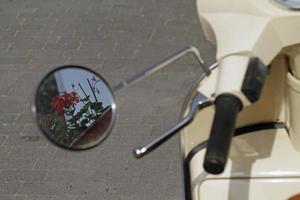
133,92 -> 212,158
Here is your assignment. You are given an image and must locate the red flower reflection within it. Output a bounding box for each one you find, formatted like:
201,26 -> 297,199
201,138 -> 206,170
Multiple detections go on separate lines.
51,92 -> 80,114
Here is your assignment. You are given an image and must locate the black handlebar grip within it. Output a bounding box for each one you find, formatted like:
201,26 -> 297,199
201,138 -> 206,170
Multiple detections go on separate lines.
203,94 -> 242,174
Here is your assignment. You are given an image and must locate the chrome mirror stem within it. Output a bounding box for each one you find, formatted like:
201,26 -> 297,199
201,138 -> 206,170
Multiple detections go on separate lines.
133,92 -> 212,158
112,46 -> 210,92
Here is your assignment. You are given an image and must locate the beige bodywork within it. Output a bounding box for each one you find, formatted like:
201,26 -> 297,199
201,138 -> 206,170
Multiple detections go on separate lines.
180,0 -> 300,199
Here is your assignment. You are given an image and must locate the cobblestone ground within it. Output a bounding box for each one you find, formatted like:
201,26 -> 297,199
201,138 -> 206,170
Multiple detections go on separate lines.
0,0 -> 215,199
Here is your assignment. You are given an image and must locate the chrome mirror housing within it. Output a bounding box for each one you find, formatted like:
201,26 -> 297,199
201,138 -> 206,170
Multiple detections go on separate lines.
32,65 -> 116,150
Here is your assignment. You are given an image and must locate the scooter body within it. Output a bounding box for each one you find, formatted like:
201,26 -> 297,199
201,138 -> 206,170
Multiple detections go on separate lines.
181,0 -> 300,199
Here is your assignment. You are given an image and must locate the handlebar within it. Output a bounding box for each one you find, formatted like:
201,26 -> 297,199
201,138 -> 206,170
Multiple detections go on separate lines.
203,94 -> 242,174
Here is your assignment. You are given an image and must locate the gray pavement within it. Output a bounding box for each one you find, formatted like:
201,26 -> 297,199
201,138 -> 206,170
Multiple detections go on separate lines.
0,0 -> 215,199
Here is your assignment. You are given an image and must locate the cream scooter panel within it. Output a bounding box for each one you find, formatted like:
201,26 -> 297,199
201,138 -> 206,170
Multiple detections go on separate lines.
197,0 -> 300,107
192,129 -> 300,200
197,0 -> 300,64
181,58 -> 298,199
194,0 -> 300,174
179,0 -> 300,199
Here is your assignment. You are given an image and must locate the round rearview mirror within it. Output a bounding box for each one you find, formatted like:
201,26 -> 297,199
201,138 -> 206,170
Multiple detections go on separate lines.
32,65 -> 116,150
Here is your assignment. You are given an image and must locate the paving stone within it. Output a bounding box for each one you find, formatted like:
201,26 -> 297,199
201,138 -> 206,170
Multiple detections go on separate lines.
44,170 -> 95,183
74,195 -> 118,200
7,147 -> 55,159
15,112 -> 35,124
0,195 -> 26,200
24,195 -> 53,200
18,181 -> 108,195
0,158 -> 37,170
0,170 -> 47,182
34,158 -> 70,170
92,166 -> 140,185
0,97 -> 28,114
0,114 -> 18,124
51,196 -> 75,200
0,181 -> 22,194
3,134 -> 48,147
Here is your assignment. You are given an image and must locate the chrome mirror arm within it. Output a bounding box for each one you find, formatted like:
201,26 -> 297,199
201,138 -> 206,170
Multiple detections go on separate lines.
112,46 -> 210,92
133,92 -> 212,158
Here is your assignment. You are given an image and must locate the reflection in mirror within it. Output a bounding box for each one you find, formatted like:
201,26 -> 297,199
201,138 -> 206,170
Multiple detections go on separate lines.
34,66 -> 116,150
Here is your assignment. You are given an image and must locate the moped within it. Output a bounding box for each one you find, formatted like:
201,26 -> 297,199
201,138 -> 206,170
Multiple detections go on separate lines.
32,0 -> 300,199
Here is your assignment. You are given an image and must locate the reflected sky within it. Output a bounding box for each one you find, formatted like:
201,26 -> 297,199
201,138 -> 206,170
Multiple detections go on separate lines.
54,68 -> 112,108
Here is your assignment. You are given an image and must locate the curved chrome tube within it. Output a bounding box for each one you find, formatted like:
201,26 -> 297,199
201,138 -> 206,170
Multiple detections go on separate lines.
112,46 -> 211,92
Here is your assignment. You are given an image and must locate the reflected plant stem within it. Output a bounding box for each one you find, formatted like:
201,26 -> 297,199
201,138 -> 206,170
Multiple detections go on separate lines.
77,83 -> 94,116
78,83 -> 89,99
87,78 -> 98,103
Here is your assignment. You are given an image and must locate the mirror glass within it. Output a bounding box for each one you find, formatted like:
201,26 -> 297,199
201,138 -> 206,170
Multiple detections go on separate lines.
33,65 -> 116,150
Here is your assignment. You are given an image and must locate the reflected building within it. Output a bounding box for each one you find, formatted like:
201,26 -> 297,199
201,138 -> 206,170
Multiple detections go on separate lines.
36,74 -> 59,115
